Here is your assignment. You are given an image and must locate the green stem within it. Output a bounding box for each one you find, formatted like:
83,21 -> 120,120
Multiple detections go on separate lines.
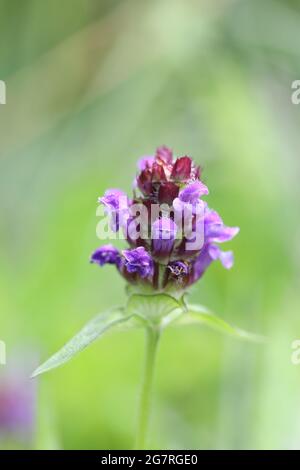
135,326 -> 160,449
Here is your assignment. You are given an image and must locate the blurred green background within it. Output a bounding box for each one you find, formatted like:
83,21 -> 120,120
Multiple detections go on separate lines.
1,0 -> 300,450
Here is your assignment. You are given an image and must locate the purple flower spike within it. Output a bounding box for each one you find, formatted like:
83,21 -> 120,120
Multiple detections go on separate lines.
99,189 -> 130,232
123,247 -> 154,278
92,146 -> 239,290
90,245 -> 120,266
152,217 -> 177,258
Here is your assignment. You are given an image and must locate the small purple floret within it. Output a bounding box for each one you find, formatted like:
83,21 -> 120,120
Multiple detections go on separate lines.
152,217 -> 177,256
98,189 -> 130,232
123,247 -> 154,278
173,181 -> 208,216
90,245 -> 120,266
178,181 -> 209,202
168,261 -> 189,277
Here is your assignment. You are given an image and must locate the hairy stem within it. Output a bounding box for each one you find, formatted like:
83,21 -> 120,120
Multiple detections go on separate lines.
135,327 -> 160,449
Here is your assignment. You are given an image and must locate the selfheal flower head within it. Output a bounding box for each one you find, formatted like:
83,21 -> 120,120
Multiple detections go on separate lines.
92,146 -> 239,291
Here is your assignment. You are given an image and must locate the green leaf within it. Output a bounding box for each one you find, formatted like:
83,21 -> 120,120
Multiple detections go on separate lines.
31,308 -> 135,378
126,293 -> 182,324
175,304 -> 266,342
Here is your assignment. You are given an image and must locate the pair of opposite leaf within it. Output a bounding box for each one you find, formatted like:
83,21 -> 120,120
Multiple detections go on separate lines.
32,293 -> 263,378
